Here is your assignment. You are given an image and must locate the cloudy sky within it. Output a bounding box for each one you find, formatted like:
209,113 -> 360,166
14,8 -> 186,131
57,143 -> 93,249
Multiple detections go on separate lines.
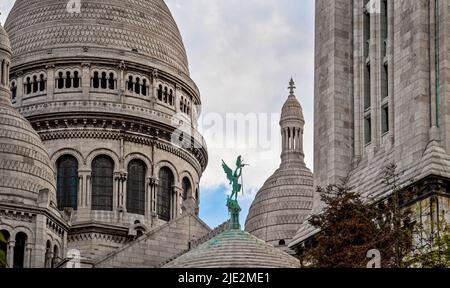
0,0 -> 315,229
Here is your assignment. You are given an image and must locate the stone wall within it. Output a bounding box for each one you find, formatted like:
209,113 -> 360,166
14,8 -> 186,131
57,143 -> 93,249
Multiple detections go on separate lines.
94,213 -> 210,268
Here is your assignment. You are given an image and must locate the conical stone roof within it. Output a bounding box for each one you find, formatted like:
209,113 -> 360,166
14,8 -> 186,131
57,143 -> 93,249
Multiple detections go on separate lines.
163,229 -> 300,268
245,79 -> 314,248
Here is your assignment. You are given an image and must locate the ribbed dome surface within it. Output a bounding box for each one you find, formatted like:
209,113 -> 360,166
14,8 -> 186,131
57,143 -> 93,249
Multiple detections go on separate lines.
0,26 -> 11,53
0,25 -> 56,204
281,95 -> 304,122
245,162 -> 314,246
163,229 -> 300,268
4,0 -> 189,75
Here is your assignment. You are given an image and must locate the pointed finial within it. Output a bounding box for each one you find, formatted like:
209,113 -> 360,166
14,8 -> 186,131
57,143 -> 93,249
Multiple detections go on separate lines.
288,77 -> 296,96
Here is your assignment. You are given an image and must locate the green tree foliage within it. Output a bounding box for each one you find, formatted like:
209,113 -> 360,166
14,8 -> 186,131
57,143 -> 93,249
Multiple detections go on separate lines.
0,231 -> 7,268
303,164 -> 414,268
408,217 -> 450,268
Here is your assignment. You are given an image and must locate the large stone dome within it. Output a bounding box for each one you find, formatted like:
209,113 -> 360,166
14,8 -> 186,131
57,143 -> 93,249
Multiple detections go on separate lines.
4,0 -> 190,75
163,229 -> 300,268
0,25 -> 56,205
245,79 -> 314,249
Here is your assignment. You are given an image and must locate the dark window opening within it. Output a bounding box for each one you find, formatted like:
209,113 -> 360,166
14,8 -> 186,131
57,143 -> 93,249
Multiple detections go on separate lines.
32,75 -> 38,93
10,83 -> 16,100
13,232 -> 27,268
135,78 -> 140,94
57,72 -> 64,89
127,160 -> 146,215
73,71 -> 80,88
39,74 -> 46,91
65,71 -> 72,88
182,177 -> 192,200
26,77 -> 32,94
158,85 -> 163,101
382,105 -> 389,134
142,80 -> 147,96
93,72 -> 99,88
91,156 -> 114,211
279,239 -> 286,246
157,167 -> 174,221
128,76 -> 133,91
57,155 -> 79,210
365,117 -> 372,145
169,90 -> 173,105
108,73 -> 115,90
101,72 -> 107,89
163,87 -> 168,103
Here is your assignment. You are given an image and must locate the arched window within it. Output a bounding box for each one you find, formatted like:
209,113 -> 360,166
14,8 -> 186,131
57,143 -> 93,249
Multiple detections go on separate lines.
13,232 -> 27,268
182,177 -> 192,200
26,77 -> 32,94
163,87 -> 168,103
101,72 -> 107,89
169,89 -> 173,106
10,82 -> 16,101
57,72 -> 64,89
158,84 -> 163,101
128,76 -> 133,91
39,74 -> 46,91
142,79 -> 147,96
44,240 -> 51,268
52,245 -> 59,268
157,167 -> 174,221
56,155 -> 79,210
73,71 -> 80,88
65,71 -> 72,88
93,71 -> 99,88
91,156 -> 114,211
108,73 -> 115,90
134,77 -> 140,94
127,160 -> 146,215
0,230 -> 10,268
32,75 -> 38,93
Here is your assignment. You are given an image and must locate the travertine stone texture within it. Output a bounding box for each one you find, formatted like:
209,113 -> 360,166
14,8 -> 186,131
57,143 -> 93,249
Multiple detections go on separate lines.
245,80 -> 313,250
163,229 -> 300,268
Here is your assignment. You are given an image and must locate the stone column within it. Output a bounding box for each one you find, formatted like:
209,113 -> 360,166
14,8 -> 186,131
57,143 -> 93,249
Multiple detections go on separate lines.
46,65 -> 55,101
78,174 -> 83,208
81,63 -> 91,99
15,71 -> 23,106
7,241 -> 15,268
86,174 -> 91,207
174,186 -> 183,218
25,244 -> 33,268
175,84 -> 181,112
151,69 -> 158,106
148,177 -> 159,226
113,172 -> 121,213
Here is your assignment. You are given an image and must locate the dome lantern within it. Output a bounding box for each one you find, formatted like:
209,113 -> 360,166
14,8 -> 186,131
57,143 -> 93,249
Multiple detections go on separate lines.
245,78 -> 313,250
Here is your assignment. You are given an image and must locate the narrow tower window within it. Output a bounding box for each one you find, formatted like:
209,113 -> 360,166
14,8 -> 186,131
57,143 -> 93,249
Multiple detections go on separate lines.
127,160 -> 146,215
93,71 -> 99,88
73,71 -> 80,88
157,167 -> 174,221
91,156 -> 114,211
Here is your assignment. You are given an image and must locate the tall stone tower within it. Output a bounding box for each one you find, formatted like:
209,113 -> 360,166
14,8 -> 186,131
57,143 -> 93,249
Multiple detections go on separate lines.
0,23 -> 68,268
312,0 -> 450,225
245,79 -> 314,250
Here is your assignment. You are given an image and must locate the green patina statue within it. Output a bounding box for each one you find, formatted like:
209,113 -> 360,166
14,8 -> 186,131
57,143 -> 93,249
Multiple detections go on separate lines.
222,156 -> 247,229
